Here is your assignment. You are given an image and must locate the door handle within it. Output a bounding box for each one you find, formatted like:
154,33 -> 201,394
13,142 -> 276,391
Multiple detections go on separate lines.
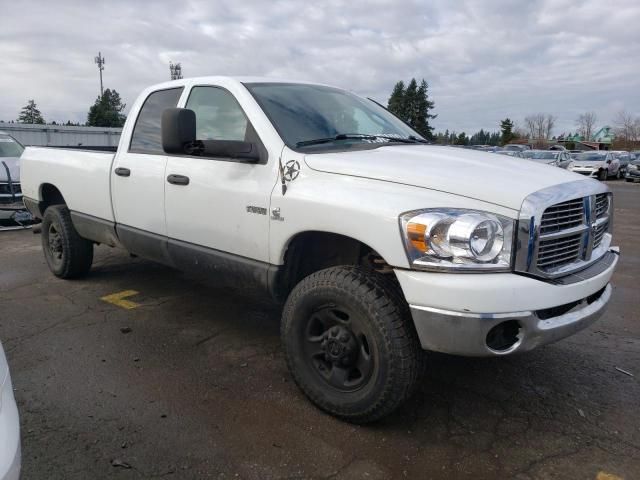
114,167 -> 131,177
167,174 -> 190,186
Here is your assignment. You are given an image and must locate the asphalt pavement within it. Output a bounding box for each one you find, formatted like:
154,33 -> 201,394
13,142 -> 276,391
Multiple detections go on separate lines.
0,181 -> 638,479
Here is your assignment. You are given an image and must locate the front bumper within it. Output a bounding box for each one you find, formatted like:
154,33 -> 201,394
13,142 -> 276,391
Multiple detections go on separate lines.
571,167 -> 598,178
0,198 -> 34,230
0,374 -> 21,480
395,249 -> 618,357
625,170 -> 640,181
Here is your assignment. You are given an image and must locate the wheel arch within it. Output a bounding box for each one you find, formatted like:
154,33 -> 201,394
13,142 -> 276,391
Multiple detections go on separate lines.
272,230 -> 398,301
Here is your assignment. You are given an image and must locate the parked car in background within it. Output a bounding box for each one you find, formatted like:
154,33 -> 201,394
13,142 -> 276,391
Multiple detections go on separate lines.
495,150 -> 524,158
0,132 -> 33,230
610,151 -> 633,174
569,151 -> 621,180
625,158 -> 640,182
503,144 -> 530,152
0,341 -> 21,480
521,149 -> 570,167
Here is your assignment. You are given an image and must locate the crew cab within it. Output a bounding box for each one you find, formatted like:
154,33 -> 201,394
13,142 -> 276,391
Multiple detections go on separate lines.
20,77 -> 619,422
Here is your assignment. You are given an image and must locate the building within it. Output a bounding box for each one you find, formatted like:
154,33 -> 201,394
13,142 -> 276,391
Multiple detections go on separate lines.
0,123 -> 121,147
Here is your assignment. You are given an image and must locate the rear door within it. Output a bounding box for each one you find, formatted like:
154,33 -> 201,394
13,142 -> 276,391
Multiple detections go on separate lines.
111,87 -> 183,261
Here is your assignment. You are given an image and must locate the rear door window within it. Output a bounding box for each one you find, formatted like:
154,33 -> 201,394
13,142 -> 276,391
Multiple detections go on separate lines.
129,88 -> 183,154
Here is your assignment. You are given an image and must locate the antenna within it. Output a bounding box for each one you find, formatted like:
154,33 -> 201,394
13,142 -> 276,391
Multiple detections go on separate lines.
169,62 -> 183,80
94,52 -> 105,97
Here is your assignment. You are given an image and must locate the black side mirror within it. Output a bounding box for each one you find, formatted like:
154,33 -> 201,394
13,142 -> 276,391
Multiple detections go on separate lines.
162,107 -> 261,162
162,108 -> 196,154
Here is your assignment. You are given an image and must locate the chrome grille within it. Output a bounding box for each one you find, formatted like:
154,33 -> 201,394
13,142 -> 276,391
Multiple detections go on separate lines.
537,233 -> 582,269
539,198 -> 584,235
593,221 -> 608,248
515,181 -> 613,279
0,182 -> 22,196
595,193 -> 608,218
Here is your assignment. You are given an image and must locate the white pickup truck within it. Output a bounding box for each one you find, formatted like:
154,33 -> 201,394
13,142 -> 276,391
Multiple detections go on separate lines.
21,77 -> 619,423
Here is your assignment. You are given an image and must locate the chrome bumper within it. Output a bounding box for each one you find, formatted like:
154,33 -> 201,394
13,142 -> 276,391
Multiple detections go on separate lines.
409,283 -> 612,357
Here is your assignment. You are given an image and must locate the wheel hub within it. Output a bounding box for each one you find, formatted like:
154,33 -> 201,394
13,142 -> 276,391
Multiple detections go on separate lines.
321,326 -> 358,366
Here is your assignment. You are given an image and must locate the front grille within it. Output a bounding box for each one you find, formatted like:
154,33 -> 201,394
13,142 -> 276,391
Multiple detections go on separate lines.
0,182 -> 21,195
537,233 -> 583,269
593,221 -> 608,248
539,198 -> 584,235
595,193 -> 608,218
516,183 -> 613,278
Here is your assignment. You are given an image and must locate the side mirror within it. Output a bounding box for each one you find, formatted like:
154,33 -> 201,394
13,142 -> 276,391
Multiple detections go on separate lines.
162,107 -> 261,162
162,108 -> 196,154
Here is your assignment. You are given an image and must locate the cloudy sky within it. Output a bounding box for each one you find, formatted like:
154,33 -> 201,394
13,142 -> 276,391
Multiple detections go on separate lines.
1,0 -> 638,135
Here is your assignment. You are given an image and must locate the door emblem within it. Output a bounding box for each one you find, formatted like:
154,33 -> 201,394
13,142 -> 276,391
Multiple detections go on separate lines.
271,207 -> 284,222
283,160 -> 301,182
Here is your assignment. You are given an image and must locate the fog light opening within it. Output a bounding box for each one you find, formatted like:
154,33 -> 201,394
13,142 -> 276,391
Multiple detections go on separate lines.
486,320 -> 523,353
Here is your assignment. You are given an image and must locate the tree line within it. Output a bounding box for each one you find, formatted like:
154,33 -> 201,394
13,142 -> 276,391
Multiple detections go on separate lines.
4,89 -> 127,128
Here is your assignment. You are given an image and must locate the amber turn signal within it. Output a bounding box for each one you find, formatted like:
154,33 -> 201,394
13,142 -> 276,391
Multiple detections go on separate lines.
407,222 -> 428,252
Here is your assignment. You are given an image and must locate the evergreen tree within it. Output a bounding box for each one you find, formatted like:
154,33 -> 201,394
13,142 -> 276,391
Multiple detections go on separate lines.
404,79 -> 419,126
455,132 -> 468,145
414,80 -> 436,140
500,118 -> 515,145
387,81 -> 406,120
18,100 -> 45,124
87,89 -> 127,127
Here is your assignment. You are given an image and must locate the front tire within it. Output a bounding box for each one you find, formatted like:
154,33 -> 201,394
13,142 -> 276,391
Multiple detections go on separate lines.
41,205 -> 93,278
281,266 -> 423,423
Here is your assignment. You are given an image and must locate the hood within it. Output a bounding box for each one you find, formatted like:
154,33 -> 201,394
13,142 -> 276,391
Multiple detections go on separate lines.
0,157 -> 20,183
304,145 -> 586,210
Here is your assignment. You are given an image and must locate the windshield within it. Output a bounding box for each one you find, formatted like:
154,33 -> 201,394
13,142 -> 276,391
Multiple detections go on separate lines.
244,83 -> 424,150
0,135 -> 25,157
522,151 -> 558,160
575,152 -> 607,162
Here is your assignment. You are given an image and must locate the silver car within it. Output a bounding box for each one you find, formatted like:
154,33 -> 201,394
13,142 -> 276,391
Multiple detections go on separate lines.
0,133 -> 33,230
521,149 -> 571,168
569,151 -> 621,181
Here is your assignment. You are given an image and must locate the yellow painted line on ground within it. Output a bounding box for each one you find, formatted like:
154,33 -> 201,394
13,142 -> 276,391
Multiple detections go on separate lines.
100,290 -> 141,310
597,472 -> 623,480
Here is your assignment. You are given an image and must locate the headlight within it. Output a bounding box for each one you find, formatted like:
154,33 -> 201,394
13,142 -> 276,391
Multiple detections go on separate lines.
628,164 -> 638,171
400,209 -> 514,271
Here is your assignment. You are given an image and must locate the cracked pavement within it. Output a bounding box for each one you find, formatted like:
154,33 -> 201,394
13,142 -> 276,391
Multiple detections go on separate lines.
0,181 -> 638,479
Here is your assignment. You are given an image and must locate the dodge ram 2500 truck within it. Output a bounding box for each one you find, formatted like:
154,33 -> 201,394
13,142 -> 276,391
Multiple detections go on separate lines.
21,77 -> 619,423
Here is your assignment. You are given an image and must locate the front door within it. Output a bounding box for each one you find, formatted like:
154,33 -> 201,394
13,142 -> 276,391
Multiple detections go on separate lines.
164,85 -> 276,268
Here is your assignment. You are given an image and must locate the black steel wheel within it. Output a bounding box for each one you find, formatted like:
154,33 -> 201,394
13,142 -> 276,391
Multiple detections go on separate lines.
41,205 -> 93,278
282,266 -> 424,423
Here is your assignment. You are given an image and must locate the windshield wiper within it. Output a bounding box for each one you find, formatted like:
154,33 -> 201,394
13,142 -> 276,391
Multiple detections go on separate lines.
296,134 -> 377,148
296,133 -> 427,148
375,135 -> 429,144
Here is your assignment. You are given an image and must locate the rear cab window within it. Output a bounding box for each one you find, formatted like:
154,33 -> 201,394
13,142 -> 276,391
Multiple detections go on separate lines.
129,88 -> 184,154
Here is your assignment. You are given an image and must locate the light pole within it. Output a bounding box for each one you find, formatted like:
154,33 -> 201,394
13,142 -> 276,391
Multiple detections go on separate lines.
94,52 -> 105,98
169,62 -> 183,81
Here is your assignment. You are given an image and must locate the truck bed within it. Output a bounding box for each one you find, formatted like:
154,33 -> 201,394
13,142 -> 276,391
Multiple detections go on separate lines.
20,147 -> 116,222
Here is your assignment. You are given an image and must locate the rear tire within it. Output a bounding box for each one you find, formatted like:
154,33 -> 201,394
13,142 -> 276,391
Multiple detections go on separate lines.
41,205 -> 93,278
281,266 -> 424,423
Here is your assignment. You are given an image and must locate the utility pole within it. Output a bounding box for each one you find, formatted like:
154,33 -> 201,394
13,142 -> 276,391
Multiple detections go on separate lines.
169,62 -> 183,81
94,52 -> 105,97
